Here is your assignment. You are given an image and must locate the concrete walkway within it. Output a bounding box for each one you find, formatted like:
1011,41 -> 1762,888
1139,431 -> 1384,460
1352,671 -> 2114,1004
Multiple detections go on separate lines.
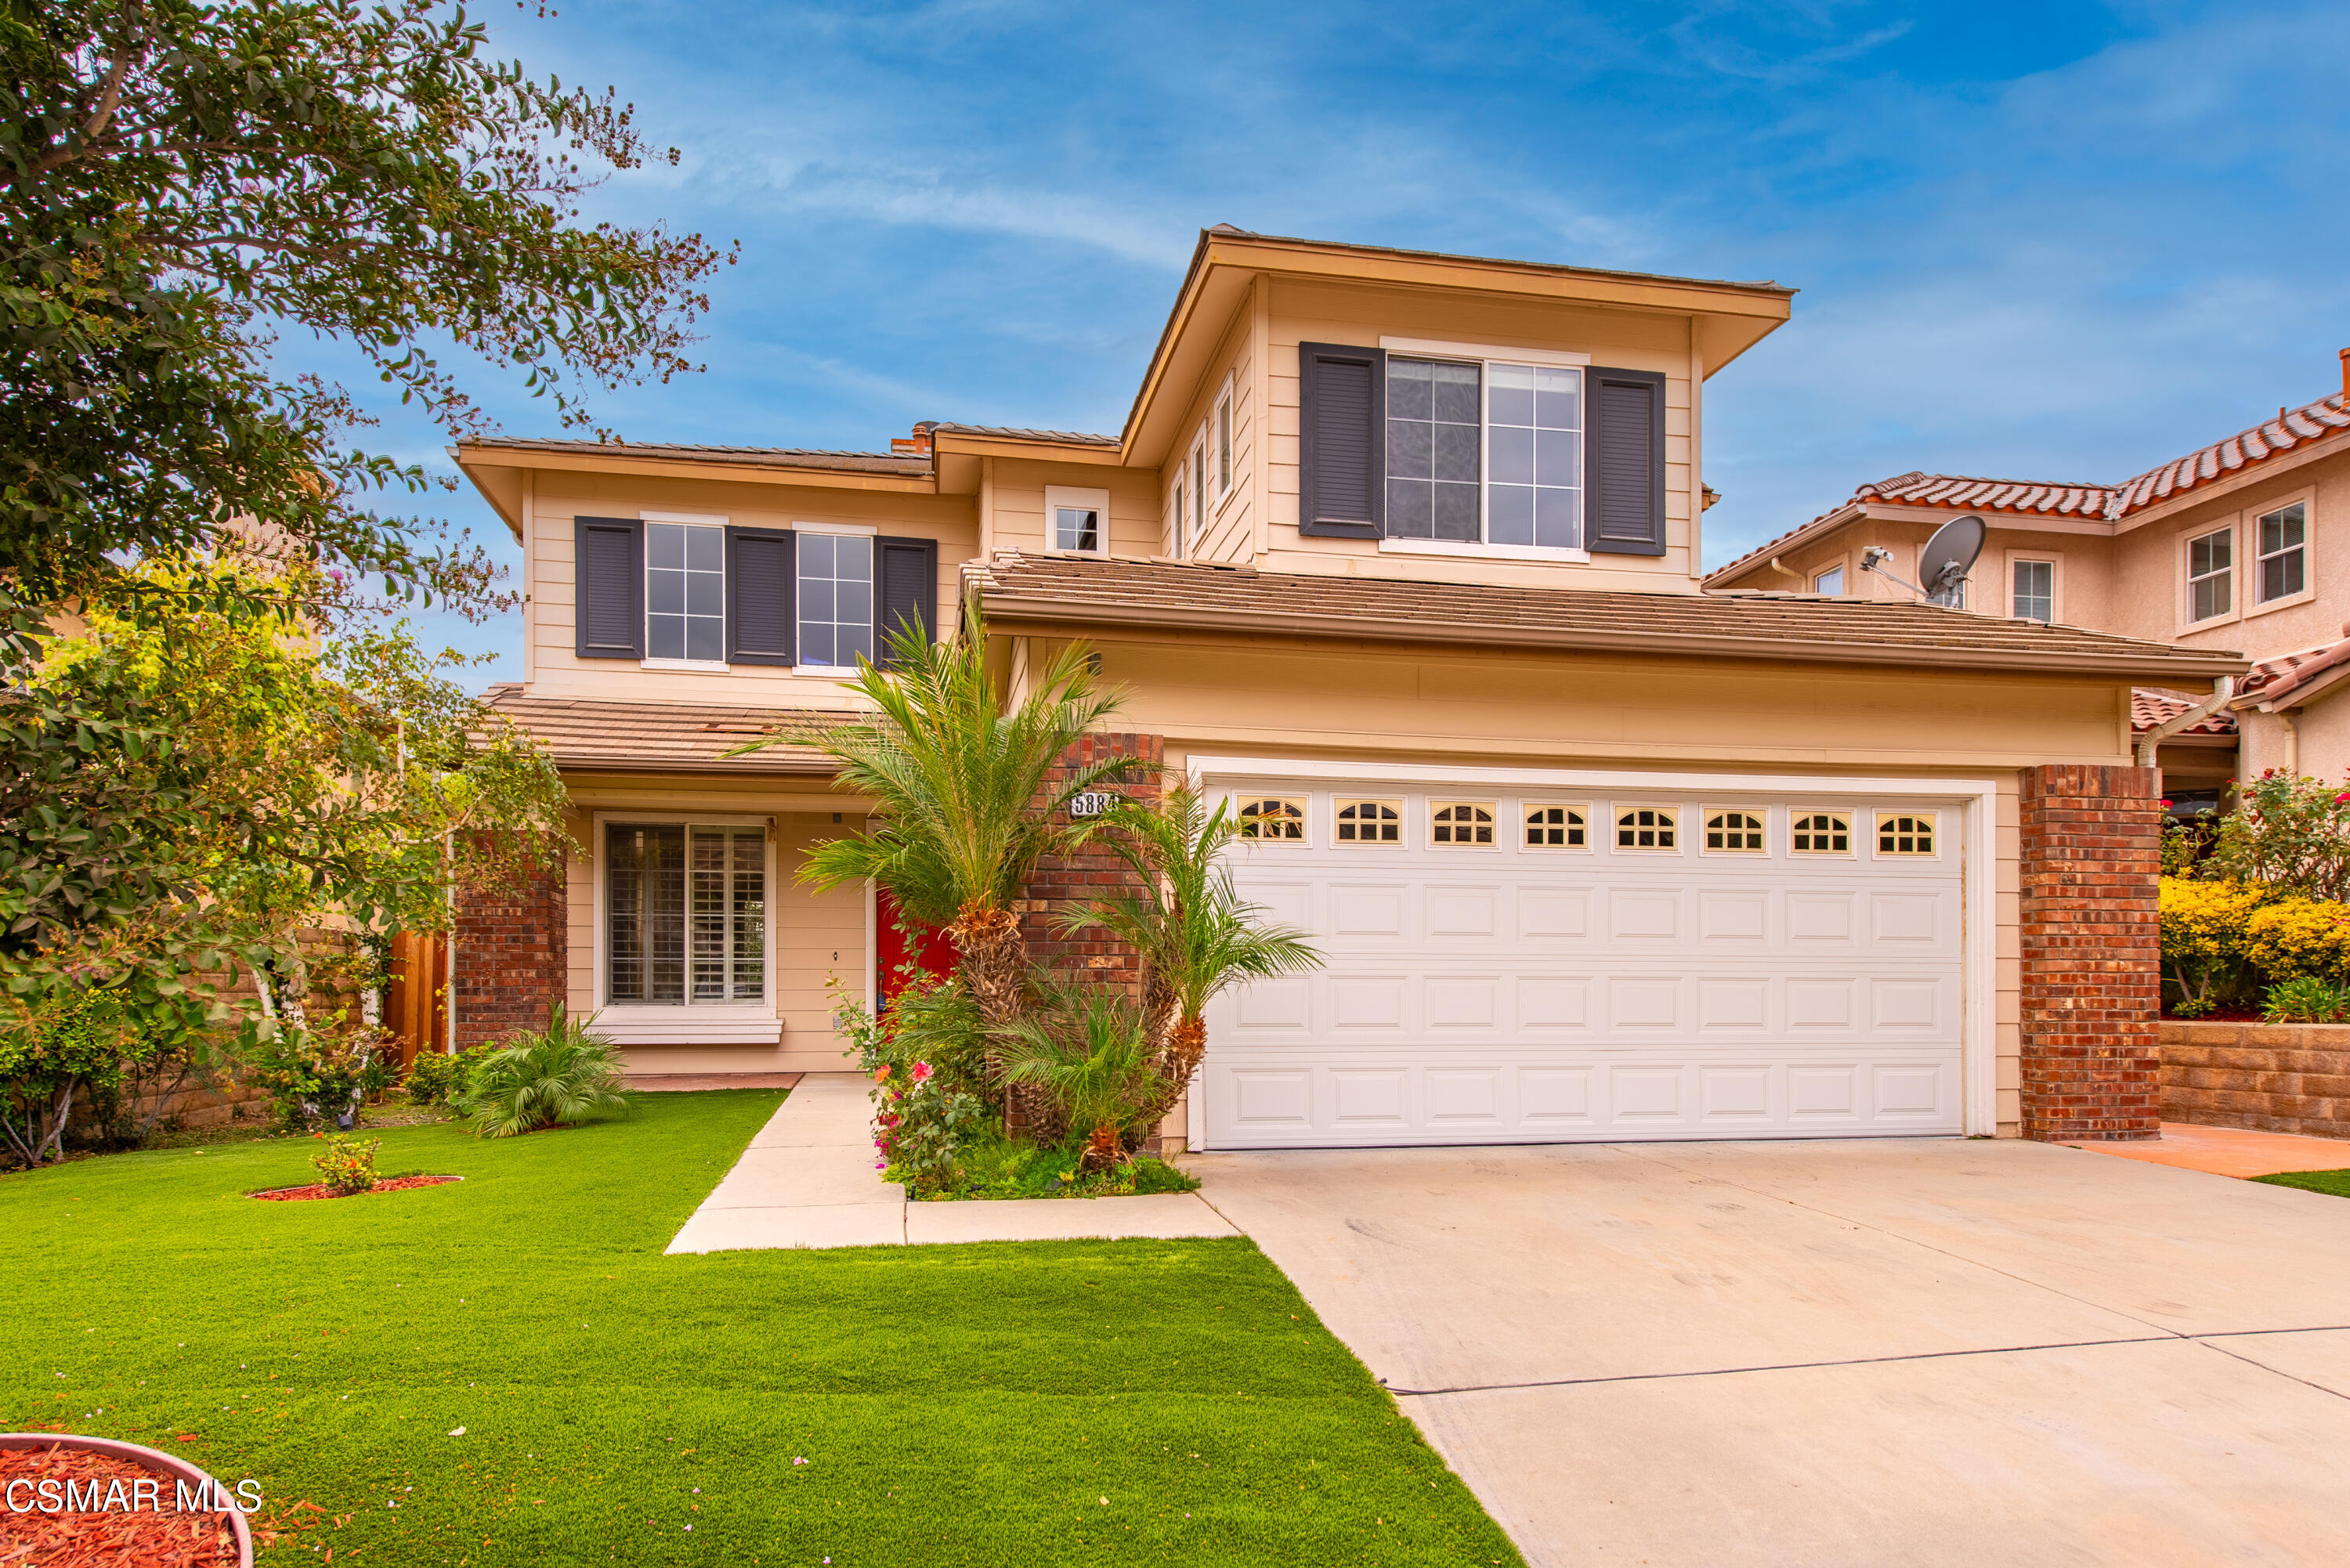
1193,1136 -> 2350,1568
2067,1119 -> 2350,1178
663,1073 -> 1236,1252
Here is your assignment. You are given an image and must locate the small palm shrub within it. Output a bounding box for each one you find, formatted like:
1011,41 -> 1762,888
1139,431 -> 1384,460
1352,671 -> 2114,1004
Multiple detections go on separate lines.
991,986 -> 1159,1172
455,1006 -> 631,1138
402,1042 -> 500,1106
311,1134 -> 381,1195
2263,975 -> 2350,1024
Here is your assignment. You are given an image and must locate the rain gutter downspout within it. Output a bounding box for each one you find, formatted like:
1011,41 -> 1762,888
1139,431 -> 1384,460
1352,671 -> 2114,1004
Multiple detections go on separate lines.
2135,677 -> 2236,770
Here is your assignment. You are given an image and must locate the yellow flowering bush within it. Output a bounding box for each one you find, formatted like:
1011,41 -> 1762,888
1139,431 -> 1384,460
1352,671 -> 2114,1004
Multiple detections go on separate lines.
2244,895 -> 2350,986
2159,877 -> 2270,1012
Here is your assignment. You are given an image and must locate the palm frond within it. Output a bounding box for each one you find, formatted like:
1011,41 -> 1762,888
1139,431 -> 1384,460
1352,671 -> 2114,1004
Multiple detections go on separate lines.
455,1005 -> 631,1137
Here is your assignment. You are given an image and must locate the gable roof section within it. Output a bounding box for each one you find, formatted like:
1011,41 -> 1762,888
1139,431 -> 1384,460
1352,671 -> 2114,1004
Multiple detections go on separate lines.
969,551 -> 2245,681
2232,630 -> 2350,713
1706,389 -> 2350,589
480,687 -> 840,774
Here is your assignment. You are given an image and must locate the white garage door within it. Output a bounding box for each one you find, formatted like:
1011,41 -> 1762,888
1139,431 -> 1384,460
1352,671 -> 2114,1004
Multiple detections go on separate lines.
1198,774 -> 1973,1149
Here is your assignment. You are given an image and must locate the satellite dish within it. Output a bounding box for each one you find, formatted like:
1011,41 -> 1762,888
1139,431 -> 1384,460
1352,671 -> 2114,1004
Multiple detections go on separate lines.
1918,514 -> 1986,603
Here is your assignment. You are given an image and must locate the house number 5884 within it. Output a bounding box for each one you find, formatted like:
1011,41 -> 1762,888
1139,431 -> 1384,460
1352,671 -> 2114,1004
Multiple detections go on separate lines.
1068,792 -> 1115,818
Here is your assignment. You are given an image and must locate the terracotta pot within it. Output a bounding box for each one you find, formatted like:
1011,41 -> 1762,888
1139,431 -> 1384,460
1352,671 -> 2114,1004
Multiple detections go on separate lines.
0,1430 -> 255,1566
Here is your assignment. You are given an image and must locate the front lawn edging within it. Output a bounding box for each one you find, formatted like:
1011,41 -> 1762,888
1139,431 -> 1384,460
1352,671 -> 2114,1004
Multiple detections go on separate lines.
0,1431 -> 254,1566
2159,1020 -> 2350,1140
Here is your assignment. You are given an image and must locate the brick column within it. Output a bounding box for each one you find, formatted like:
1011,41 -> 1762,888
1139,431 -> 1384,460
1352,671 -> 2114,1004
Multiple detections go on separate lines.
2018,764 -> 2162,1141
1019,732 -> 1166,983
452,861 -> 567,1050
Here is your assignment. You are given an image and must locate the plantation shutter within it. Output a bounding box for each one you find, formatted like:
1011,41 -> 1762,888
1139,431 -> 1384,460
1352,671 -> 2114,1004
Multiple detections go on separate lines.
1585,367 -> 1668,557
725,526 -> 795,666
575,517 -> 644,658
873,537 -> 938,670
1297,341 -> 1384,539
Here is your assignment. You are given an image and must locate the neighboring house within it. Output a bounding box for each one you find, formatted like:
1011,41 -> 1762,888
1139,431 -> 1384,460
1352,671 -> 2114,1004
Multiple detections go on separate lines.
451,226 -> 2240,1150
1705,358 -> 2350,804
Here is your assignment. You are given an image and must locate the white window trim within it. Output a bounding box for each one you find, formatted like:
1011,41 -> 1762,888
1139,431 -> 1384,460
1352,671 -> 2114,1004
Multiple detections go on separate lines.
1379,335 -> 1592,367
1380,537 -> 1592,564
639,511 -> 730,674
1518,802 -> 1593,853
794,519 -> 879,537
1044,485 -> 1112,559
590,810 -> 780,1045
2181,522 -> 2240,630
1188,433 -> 1209,552
1812,557 -> 1849,596
2247,492 -> 2316,619
1380,348 -> 1591,556
1166,464 -> 1187,559
788,520 -> 883,674
2004,550 -> 2061,624
1699,806 -> 1770,855
1213,375 -> 1236,503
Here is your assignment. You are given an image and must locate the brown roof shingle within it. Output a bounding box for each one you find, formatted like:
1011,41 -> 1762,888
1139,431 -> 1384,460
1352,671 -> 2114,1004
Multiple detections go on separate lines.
968,552 -> 2248,680
481,688 -> 843,774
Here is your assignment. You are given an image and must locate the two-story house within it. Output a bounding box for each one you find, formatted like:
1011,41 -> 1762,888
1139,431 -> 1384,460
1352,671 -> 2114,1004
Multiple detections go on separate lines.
452,226 -> 2240,1150
1705,356 -> 2350,807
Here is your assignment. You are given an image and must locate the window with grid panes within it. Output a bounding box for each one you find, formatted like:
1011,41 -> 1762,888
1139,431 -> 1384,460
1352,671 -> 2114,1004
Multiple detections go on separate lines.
1524,805 -> 1587,847
1616,807 -> 1677,849
607,824 -> 764,1005
2188,528 -> 2232,622
2258,503 -> 2307,603
1236,798 -> 1305,841
1705,811 -> 1766,851
1790,813 -> 1851,854
1430,804 -> 1495,845
1336,800 -> 1402,844
1877,814 -> 1936,855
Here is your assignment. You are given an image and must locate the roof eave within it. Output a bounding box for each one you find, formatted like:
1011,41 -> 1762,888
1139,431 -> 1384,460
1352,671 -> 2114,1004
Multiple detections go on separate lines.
454,443 -> 938,496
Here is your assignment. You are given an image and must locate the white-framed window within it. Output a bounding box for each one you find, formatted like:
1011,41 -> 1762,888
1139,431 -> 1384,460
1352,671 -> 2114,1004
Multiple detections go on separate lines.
606,822 -> 767,1006
1236,797 -> 1306,842
795,530 -> 873,670
1876,813 -> 1936,857
1335,799 -> 1403,844
1384,352 -> 1584,552
1046,484 -> 1110,558
2257,501 -> 2308,605
1214,381 -> 1235,500
1430,802 -> 1496,847
645,518 -> 727,665
1813,565 -> 1845,595
1189,431 -> 1208,550
1790,812 -> 1852,854
2187,527 -> 2232,623
1166,463 -> 1187,558
1524,804 -> 1588,848
1615,807 -> 1678,851
1703,810 -> 1766,853
2012,559 -> 2055,623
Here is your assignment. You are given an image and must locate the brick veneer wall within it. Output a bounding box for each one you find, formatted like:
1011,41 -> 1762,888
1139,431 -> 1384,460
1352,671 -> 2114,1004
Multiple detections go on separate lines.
2017,764 -> 2164,1141
1018,732 -> 1166,981
2158,1021 -> 2350,1140
453,862 -> 567,1050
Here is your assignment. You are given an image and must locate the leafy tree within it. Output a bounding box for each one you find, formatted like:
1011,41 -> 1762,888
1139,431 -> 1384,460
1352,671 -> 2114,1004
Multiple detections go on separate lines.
2207,772 -> 2350,901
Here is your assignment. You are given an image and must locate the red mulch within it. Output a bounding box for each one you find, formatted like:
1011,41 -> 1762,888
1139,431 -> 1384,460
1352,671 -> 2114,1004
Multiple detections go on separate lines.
251,1175 -> 460,1202
0,1446 -> 240,1566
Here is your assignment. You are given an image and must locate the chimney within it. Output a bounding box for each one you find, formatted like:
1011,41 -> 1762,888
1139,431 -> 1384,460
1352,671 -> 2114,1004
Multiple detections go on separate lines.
2340,346 -> 2348,403
890,421 -> 937,458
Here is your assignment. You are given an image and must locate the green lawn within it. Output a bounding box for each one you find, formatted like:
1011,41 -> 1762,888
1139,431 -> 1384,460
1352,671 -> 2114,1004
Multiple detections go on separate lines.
2,1090 -> 1520,1566
2253,1168 -> 2350,1198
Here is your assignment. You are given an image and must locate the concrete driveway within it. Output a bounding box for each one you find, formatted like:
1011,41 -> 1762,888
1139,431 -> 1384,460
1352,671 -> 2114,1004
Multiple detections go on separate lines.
1191,1136 -> 2350,1567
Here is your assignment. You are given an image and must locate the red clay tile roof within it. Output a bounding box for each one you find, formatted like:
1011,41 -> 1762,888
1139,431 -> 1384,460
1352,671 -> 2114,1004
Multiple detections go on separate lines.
969,551 -> 2247,680
2131,688 -> 2236,738
1708,390 -> 2350,587
2235,631 -> 2350,709
480,687 -> 843,773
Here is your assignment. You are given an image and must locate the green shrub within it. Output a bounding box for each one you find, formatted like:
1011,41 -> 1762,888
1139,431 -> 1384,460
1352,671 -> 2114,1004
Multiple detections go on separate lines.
249,1024 -> 397,1131
454,1006 -> 630,1137
2264,976 -> 2350,1024
991,985 -> 1160,1172
2244,894 -> 2350,985
2210,772 -> 2350,900
2,988 -> 188,1166
909,1125 -> 1200,1201
310,1133 -> 381,1194
402,1042 -> 498,1106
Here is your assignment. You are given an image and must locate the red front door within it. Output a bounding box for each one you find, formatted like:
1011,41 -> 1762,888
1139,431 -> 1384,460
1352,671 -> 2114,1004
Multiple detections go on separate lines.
875,888 -> 958,1009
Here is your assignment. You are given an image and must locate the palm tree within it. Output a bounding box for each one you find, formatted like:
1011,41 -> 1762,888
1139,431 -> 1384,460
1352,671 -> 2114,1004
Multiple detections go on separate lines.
772,601 -> 1143,1039
990,986 -> 1158,1172
1059,782 -> 1322,1132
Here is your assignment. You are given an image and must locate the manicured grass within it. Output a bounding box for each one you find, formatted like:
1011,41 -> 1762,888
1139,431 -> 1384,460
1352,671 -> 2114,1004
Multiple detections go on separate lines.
2253,1168 -> 2350,1198
2,1091 -> 1520,1566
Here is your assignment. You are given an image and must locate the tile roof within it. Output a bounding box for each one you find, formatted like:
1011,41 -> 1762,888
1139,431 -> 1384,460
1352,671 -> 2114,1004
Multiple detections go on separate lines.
479,687 -> 844,774
458,437 -> 930,476
930,424 -> 1120,446
2235,630 -> 2350,709
1707,390 -> 2350,587
967,552 -> 2248,680
2131,688 -> 2236,738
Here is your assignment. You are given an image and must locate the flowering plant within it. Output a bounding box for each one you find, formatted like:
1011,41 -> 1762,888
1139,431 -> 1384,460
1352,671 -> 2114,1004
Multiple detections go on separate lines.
310,1133 -> 381,1196
830,970 -> 989,1196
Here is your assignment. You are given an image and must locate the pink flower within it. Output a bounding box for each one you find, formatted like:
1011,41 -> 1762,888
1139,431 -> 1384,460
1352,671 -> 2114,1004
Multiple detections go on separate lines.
873,1064 -> 891,1082
910,1061 -> 934,1084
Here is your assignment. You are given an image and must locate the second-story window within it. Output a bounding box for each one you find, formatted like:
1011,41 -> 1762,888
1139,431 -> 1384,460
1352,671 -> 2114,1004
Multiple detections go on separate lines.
797,533 -> 873,669
646,521 -> 725,663
2187,527 -> 2232,622
2012,560 -> 2054,623
1386,356 -> 1584,550
2258,503 -> 2307,603
1813,565 -> 1844,595
1386,358 -> 1482,542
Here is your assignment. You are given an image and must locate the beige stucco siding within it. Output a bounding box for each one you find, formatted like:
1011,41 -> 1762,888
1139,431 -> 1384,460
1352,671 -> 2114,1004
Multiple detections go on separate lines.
524,471 -> 975,705
2106,449 -> 2345,657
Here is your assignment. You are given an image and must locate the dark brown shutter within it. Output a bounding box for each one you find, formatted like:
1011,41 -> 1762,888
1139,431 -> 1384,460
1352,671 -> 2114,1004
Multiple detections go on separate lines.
1585,367 -> 1668,556
874,537 -> 938,669
574,517 -> 643,658
1297,341 -> 1384,539
725,526 -> 794,666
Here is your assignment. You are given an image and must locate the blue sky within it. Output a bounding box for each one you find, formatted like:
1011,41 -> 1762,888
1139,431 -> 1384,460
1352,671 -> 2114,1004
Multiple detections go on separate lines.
348,1 -> 2350,683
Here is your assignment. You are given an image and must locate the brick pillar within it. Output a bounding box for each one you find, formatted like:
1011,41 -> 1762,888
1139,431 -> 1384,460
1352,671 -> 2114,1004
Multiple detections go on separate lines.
452,860 -> 567,1050
1018,732 -> 1166,983
2018,764 -> 2162,1141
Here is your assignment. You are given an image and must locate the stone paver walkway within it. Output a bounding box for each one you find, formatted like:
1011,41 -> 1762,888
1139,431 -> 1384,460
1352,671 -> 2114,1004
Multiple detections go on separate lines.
664,1072 -> 1237,1252
2066,1120 -> 2350,1179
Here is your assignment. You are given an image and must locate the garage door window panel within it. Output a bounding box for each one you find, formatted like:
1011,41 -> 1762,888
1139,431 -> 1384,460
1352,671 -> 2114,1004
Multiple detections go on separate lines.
1791,812 -> 1853,854
1237,797 -> 1307,842
1524,804 -> 1588,848
1877,813 -> 1937,856
1430,803 -> 1497,847
1336,800 -> 1404,844
1615,807 -> 1679,851
1704,810 -> 1766,853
